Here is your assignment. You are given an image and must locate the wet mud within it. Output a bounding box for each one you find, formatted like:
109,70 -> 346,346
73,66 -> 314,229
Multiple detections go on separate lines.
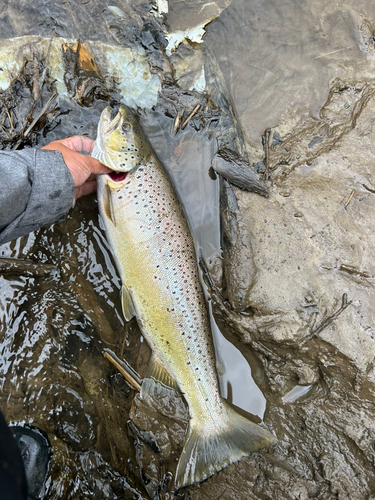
0,51 -> 58,150
1,1 -> 375,499
62,39 -> 110,107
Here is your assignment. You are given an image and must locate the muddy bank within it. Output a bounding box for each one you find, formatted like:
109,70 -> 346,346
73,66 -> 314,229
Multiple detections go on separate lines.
187,82 -> 375,499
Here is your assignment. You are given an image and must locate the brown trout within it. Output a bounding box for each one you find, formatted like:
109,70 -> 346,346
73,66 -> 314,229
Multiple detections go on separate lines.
92,105 -> 275,489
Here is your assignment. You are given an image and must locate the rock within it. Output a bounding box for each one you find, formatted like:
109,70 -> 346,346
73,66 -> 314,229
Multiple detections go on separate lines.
212,148 -> 268,196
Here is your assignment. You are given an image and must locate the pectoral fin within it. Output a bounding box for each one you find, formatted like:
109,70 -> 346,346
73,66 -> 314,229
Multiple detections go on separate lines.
141,353 -> 179,398
103,182 -> 116,226
121,285 -> 136,321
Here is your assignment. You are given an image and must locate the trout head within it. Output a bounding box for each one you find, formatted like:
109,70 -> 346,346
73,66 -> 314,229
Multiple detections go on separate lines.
93,104 -> 151,172
93,105 -> 153,227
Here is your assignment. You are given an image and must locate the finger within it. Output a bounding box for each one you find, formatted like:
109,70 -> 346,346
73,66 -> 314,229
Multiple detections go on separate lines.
42,139 -> 91,156
75,180 -> 98,200
43,141 -> 112,175
60,136 -> 95,154
86,173 -> 103,182
42,142 -> 65,152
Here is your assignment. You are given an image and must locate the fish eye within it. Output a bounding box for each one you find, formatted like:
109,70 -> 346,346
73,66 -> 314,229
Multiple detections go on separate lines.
122,122 -> 131,132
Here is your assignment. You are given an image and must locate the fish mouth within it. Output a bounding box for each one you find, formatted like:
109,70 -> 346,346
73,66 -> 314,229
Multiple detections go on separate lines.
108,171 -> 128,182
101,105 -> 123,135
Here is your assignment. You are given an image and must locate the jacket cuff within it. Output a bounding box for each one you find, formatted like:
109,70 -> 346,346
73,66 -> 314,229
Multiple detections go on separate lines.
0,149 -> 75,245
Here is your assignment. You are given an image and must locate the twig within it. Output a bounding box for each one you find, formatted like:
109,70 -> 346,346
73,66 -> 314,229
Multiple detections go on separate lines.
33,52 -> 39,102
362,183 -> 375,194
0,258 -> 56,276
172,113 -> 182,135
104,348 -> 142,391
120,319 -> 135,360
13,92 -> 58,150
23,92 -> 57,138
120,329 -> 127,361
1,99 -> 13,131
127,420 -> 161,453
5,108 -> 13,131
181,104 -> 201,130
262,128 -> 271,180
22,43 -> 53,133
301,293 -> 352,345
39,39 -> 53,108
42,39 -> 53,81
344,189 -> 355,209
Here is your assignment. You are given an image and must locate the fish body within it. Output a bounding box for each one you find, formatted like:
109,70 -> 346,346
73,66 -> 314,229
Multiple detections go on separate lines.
92,105 -> 275,488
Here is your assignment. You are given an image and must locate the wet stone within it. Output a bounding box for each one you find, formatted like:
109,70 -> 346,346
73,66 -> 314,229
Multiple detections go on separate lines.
129,383 -> 189,497
102,5 -> 143,48
212,148 -> 268,196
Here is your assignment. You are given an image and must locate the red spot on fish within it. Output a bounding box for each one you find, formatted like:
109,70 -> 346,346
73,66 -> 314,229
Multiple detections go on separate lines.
109,171 -> 128,182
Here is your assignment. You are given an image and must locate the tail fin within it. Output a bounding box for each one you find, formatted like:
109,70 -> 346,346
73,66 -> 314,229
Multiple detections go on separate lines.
174,400 -> 275,489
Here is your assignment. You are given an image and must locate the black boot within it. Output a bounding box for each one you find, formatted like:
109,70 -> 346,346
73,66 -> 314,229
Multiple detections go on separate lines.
10,425 -> 51,500
0,411 -> 28,500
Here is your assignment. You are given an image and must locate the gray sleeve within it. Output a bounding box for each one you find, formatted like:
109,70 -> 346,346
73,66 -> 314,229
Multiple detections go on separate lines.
0,148 -> 75,245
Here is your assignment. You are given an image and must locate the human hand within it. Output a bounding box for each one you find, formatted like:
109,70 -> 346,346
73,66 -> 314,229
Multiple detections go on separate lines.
42,136 -> 112,202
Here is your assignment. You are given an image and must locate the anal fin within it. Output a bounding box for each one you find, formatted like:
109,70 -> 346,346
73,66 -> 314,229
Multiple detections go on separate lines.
141,353 -> 180,399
